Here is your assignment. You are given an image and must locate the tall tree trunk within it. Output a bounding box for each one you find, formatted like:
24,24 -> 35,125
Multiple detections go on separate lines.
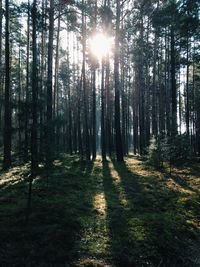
105,53 -> 111,157
31,0 -> 38,174
165,28 -> 171,136
26,0 -> 38,221
92,67 -> 96,159
101,59 -> 106,160
158,41 -> 165,135
18,45 -> 22,153
133,90 -> 139,155
3,0 -> 11,169
38,0 -> 47,159
82,1 -> 90,160
138,15 -> 145,154
46,0 -> 54,167
171,25 -> 177,136
0,0 -> 3,145
152,30 -> 158,137
92,0 -> 97,160
121,43 -> 126,155
77,74 -> 83,158
114,0 -> 123,161
72,35 -> 77,153
24,0 -> 30,159
186,35 -> 190,136
54,9 -> 61,153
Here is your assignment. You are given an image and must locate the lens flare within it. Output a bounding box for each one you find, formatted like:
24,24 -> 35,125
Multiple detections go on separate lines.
89,33 -> 113,60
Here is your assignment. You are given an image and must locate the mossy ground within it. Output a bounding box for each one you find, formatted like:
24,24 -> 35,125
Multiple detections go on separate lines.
0,155 -> 199,266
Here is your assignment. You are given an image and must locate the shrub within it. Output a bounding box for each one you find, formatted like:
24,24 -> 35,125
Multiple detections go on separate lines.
147,134 -> 192,168
167,134 -> 192,165
147,136 -> 167,169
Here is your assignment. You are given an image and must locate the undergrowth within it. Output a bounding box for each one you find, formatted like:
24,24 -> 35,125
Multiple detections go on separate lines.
0,155 -> 199,266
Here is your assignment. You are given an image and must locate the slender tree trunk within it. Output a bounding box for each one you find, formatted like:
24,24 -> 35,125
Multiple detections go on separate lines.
46,0 -> 54,167
138,15 -> 145,154
72,35 -> 77,153
26,0 -> 38,221
166,28 -> 171,135
186,35 -> 190,136
38,0 -> 47,159
18,45 -> 22,153
0,0 -> 3,145
67,70 -> 72,154
92,0 -> 97,160
101,59 -> 106,160
171,26 -> 177,136
114,0 -> 123,161
31,0 -> 38,174
121,48 -> 126,155
82,1 -> 90,160
54,9 -> 61,153
152,30 -> 158,137
53,9 -> 60,119
92,67 -> 96,159
158,42 -> 165,135
24,0 -> 30,159
3,0 -> 11,169
133,97 -> 139,155
105,54 -> 111,157
77,74 -> 83,158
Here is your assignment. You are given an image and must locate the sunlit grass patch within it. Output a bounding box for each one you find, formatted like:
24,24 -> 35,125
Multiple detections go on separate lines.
108,161 -> 121,185
53,159 -> 62,166
107,160 -> 129,208
0,163 -> 29,188
126,157 -> 162,177
165,177 -> 195,194
93,192 -> 106,218
73,257 -> 112,267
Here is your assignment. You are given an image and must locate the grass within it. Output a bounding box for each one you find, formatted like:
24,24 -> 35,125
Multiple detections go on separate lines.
0,155 -> 199,266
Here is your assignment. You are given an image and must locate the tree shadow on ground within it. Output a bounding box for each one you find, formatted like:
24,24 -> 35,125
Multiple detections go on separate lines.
0,155 -> 96,267
161,167 -> 199,195
102,160 -> 131,266
102,158 -> 200,267
0,156 -> 199,267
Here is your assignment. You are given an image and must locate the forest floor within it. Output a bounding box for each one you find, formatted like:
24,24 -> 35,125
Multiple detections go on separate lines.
0,155 -> 200,267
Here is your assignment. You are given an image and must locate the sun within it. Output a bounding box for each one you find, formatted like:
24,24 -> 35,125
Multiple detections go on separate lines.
89,33 -> 113,60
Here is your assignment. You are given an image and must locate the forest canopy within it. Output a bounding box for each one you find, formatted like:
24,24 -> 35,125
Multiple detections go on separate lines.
0,0 -> 200,266
0,0 -> 200,168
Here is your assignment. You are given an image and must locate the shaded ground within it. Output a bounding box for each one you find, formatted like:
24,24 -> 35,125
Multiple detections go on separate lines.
0,155 -> 199,266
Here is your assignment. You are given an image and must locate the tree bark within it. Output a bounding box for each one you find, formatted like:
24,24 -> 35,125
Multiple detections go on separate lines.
46,0 -> 54,167
82,0 -> 90,160
114,0 -> 123,161
0,0 -> 3,145
31,0 -> 38,174
171,25 -> 177,136
3,0 -> 12,169
24,0 -> 30,159
101,59 -> 106,160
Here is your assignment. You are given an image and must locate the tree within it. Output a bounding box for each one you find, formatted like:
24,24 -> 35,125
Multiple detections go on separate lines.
46,0 -> 54,168
81,0 -> 90,160
0,0 -> 3,143
31,0 -> 38,174
3,0 -> 12,169
114,0 -> 123,161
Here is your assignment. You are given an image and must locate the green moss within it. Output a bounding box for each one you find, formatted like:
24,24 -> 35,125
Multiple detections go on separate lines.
0,155 -> 199,266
